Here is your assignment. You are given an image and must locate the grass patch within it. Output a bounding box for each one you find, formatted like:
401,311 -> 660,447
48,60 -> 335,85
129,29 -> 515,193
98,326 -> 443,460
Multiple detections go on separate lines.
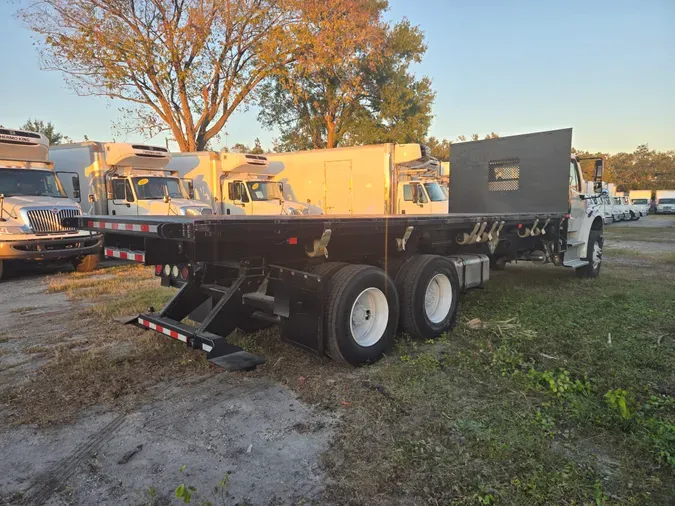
604,246 -> 675,265
606,224 -> 675,244
0,336 -> 8,344
317,260 -> 675,505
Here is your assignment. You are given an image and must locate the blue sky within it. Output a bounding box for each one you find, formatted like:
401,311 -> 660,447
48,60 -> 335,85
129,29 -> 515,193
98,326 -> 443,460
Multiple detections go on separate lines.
0,0 -> 673,153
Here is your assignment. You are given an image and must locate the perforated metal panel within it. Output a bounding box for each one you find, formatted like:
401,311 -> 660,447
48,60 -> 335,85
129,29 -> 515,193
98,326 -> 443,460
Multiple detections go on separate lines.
488,158 -> 520,192
449,129 -> 572,214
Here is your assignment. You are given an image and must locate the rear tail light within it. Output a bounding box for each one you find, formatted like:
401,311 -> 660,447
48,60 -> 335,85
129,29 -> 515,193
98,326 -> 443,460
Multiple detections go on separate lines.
155,265 -> 163,276
163,264 -> 171,277
171,265 -> 179,278
180,266 -> 189,280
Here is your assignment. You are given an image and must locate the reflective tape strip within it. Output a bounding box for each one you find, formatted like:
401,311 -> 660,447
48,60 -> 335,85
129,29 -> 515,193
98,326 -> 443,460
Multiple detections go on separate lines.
104,248 -> 145,263
138,318 -> 188,343
88,220 -> 158,234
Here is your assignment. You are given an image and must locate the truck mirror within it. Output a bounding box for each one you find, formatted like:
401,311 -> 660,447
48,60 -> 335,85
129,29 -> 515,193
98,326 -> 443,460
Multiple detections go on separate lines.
278,182 -> 284,193
88,194 -> 95,203
71,175 -> 81,201
227,182 -> 237,201
73,188 -> 81,201
183,178 -> 195,200
163,195 -> 171,204
594,159 -> 604,181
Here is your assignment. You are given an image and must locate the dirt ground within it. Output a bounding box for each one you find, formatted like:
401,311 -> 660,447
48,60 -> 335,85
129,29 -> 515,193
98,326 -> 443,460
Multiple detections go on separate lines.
0,266 -> 334,506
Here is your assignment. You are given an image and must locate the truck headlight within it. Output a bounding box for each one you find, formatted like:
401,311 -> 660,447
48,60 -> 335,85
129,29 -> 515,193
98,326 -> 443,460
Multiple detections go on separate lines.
181,207 -> 203,216
0,225 -> 32,234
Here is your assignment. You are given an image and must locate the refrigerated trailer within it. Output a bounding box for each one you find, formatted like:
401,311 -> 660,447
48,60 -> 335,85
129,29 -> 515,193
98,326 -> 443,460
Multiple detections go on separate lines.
266,143 -> 448,215
63,129 -> 605,370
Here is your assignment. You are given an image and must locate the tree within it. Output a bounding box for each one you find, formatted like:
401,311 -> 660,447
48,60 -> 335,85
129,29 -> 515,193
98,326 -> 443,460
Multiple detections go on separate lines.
21,119 -> 65,145
20,0 -> 299,151
258,1 -> 434,151
230,143 -> 250,154
424,137 -> 452,161
251,138 -> 264,154
345,21 -> 434,146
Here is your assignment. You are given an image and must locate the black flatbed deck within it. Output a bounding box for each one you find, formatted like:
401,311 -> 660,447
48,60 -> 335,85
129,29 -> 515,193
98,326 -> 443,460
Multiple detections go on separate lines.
67,212 -> 565,241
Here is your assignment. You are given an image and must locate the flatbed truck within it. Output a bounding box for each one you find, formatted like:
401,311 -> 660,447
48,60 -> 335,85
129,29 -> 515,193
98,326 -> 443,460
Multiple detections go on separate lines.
64,129 -> 605,370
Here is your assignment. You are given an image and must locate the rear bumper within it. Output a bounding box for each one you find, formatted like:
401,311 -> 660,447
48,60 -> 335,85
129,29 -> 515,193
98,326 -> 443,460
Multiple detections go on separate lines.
0,234 -> 102,261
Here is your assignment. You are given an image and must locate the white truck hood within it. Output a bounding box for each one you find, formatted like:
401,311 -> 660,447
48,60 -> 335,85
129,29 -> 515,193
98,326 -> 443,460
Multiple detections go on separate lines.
138,198 -> 211,215
3,195 -> 80,216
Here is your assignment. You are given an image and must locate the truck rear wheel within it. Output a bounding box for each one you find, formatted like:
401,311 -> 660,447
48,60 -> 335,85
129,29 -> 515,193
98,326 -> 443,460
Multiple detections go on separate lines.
325,264 -> 399,366
576,230 -> 603,278
72,254 -> 100,273
396,255 -> 459,339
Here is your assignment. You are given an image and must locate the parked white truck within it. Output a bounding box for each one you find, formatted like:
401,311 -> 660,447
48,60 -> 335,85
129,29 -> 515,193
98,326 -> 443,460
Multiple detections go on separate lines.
50,142 -> 213,218
167,151 -> 321,216
655,190 -> 675,214
0,128 -> 101,280
628,190 -> 651,216
266,143 -> 448,215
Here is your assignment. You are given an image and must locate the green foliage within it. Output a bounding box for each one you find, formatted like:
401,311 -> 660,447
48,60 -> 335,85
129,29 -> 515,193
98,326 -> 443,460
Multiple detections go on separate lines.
20,119 -> 66,145
258,7 -> 434,150
604,388 -> 634,419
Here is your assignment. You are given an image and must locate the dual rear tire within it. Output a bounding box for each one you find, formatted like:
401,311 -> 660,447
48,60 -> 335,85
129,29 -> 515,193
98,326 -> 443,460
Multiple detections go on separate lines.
312,256 -> 460,366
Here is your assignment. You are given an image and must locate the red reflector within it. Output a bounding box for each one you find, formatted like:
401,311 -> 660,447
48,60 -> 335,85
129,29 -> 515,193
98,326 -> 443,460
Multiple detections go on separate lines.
288,237 -> 298,245
181,266 -> 189,280
517,223 -> 523,229
155,265 -> 162,276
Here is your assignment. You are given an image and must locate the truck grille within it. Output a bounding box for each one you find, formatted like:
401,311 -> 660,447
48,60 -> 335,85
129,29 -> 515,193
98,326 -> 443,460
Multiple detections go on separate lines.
26,208 -> 80,233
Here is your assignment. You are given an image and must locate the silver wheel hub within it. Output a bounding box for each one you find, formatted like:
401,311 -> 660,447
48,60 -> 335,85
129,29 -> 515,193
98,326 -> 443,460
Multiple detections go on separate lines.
424,273 -> 453,324
350,287 -> 388,347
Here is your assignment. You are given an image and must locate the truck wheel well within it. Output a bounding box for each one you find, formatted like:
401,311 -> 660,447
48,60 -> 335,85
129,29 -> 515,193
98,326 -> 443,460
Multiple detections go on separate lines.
591,217 -> 603,231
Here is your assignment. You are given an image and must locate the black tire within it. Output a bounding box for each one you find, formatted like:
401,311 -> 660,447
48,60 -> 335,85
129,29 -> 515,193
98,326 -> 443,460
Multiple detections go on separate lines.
325,264 -> 399,366
0,259 -> 5,281
72,254 -> 100,273
395,255 -> 459,340
630,211 -> 637,221
576,230 -> 603,278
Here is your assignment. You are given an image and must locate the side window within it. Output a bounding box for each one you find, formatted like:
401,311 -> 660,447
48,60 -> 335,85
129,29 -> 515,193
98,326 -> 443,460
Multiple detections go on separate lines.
125,180 -> 135,202
403,184 -> 413,201
111,179 -> 126,200
569,161 -> 580,192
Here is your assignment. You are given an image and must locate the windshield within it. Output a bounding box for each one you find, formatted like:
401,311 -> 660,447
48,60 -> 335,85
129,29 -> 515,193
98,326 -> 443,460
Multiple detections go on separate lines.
632,199 -> 648,205
0,168 -> 67,198
132,177 -> 186,200
659,198 -> 675,204
423,182 -> 447,202
247,181 -> 282,201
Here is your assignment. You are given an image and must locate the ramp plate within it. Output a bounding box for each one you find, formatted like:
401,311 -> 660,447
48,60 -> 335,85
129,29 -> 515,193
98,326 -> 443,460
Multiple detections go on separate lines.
209,351 -> 265,371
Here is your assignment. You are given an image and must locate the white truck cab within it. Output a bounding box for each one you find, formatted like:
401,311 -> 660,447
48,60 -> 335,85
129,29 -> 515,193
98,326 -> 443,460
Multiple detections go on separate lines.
628,190 -> 650,217
50,142 -> 213,217
655,191 -> 675,214
167,151 -> 320,216
222,153 -> 320,216
0,129 -> 101,280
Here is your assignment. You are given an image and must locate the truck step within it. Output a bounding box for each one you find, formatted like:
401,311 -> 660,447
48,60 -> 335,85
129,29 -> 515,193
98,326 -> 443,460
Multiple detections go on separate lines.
208,351 -> 265,371
566,239 -> 585,247
563,259 -> 589,268
242,292 -> 275,313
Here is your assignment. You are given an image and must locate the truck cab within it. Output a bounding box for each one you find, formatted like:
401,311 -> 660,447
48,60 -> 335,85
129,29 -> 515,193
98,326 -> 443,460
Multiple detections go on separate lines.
630,197 -> 650,217
221,153 -> 322,216
656,192 -> 675,214
397,179 -> 447,214
0,128 -> 101,280
51,143 -> 213,217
